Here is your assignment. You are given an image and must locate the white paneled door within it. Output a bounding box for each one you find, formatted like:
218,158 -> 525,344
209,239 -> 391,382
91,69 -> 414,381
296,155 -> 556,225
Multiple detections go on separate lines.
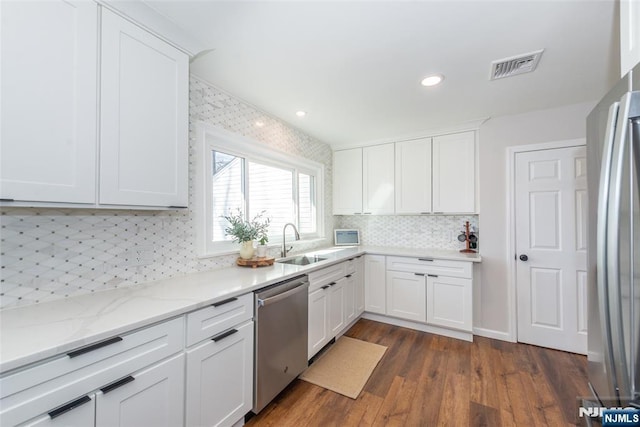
515,145 -> 587,354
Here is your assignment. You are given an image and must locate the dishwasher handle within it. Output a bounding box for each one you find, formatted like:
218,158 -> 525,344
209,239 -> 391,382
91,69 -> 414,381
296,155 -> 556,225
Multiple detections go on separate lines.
257,282 -> 308,307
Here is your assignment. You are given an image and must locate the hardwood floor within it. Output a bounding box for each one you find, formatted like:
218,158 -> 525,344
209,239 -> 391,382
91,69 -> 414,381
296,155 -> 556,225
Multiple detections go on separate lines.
247,319 -> 590,427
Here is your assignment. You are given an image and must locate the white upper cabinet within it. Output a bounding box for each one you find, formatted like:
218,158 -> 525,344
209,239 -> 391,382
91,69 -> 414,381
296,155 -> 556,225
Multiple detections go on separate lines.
432,131 -> 476,213
0,2 -> 189,209
333,148 -> 363,215
100,9 -> 188,207
395,138 -> 432,214
363,143 -> 395,214
621,0 -> 640,76
0,0 -> 98,204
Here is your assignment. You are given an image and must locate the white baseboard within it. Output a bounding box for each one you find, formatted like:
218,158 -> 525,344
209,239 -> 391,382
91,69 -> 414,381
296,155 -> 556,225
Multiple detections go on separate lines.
472,326 -> 514,342
361,312 -> 473,342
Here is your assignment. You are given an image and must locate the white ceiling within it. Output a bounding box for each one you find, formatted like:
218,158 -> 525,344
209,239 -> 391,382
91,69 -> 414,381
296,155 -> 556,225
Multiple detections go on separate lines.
144,0 -> 619,148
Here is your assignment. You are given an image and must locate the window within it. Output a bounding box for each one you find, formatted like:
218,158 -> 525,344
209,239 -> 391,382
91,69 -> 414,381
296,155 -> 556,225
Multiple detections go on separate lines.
195,124 -> 324,255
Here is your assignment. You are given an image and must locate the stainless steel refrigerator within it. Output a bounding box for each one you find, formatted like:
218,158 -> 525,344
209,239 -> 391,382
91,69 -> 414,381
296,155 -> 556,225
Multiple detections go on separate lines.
587,63 -> 640,410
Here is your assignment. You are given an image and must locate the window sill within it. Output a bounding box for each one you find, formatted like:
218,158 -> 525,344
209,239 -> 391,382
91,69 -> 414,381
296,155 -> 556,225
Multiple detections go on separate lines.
196,237 -> 328,259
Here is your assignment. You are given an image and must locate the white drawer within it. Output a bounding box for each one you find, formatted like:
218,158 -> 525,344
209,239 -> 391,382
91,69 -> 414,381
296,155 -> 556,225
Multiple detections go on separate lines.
345,259 -> 357,275
185,293 -> 253,347
385,256 -> 473,279
308,263 -> 347,291
0,317 -> 184,427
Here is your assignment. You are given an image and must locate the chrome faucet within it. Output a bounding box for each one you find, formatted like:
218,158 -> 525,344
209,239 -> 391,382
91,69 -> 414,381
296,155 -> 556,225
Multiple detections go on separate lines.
281,223 -> 300,258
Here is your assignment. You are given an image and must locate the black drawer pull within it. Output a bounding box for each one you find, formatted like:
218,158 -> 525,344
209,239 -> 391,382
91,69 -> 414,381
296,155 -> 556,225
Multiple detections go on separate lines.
346,274 -> 352,278
414,273 -> 425,276
427,274 -> 438,278
168,205 -> 188,209
212,328 -> 238,342
321,285 -> 330,290
48,395 -> 91,419
212,297 -> 238,307
101,376 -> 135,394
67,336 -> 123,358
0,198 -> 14,202
329,282 -> 337,286
418,258 -> 434,262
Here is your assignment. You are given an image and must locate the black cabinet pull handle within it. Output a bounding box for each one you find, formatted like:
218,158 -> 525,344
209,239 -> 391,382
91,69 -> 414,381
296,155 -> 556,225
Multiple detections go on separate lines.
168,206 -> 188,209
0,198 -> 14,202
427,274 -> 438,278
329,281 -> 337,286
101,376 -> 135,394
321,285 -> 330,290
414,273 -> 425,276
48,395 -> 91,419
67,337 -> 123,358
346,274 -> 352,278
212,328 -> 238,342
418,258 -> 434,262
212,297 -> 238,307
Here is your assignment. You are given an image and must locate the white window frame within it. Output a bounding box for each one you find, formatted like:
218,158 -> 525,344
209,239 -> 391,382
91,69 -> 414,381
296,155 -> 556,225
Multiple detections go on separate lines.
194,122 -> 325,256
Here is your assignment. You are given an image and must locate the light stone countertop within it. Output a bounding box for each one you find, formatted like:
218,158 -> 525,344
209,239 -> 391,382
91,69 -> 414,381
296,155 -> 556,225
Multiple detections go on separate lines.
0,246 -> 480,373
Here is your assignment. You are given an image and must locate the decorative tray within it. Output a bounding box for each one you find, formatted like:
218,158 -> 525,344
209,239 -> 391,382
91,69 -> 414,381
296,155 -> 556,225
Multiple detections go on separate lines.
236,257 -> 275,268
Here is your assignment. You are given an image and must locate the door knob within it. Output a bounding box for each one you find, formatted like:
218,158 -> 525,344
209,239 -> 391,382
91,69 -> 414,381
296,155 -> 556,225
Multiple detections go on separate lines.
519,254 -> 528,261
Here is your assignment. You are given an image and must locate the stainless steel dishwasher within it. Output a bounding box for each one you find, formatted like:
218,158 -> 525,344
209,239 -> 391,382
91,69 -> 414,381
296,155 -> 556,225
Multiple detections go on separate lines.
253,275 -> 309,413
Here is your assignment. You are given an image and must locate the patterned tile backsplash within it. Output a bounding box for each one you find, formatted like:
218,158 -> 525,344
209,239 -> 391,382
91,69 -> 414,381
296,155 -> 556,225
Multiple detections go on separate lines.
0,76 -> 334,309
0,75 -> 477,310
334,215 -> 479,250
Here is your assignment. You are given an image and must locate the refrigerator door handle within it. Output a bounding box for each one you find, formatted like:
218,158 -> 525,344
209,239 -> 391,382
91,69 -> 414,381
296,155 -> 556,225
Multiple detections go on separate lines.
597,100 -> 621,402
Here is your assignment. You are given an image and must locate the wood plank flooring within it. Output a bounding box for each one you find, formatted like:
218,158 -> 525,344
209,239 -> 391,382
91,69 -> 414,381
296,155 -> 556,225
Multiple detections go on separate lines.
247,319 -> 590,427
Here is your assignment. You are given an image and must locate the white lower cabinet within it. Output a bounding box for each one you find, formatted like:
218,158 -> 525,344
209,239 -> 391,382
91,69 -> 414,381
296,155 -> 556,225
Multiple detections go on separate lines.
185,321 -> 254,427
308,259 -> 364,360
96,353 -> 185,427
344,274 -> 356,325
364,255 -> 386,314
426,275 -> 472,332
386,271 -> 426,323
354,256 -> 365,316
328,278 -> 346,336
308,287 -> 330,358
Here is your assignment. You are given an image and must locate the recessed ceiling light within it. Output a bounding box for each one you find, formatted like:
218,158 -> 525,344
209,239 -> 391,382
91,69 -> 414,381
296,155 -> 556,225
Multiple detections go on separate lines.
421,74 -> 444,87
255,120 -> 265,127
296,111 -> 306,117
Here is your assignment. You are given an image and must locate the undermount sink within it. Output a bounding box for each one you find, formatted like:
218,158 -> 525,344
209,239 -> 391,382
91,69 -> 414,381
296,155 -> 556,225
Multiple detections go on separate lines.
276,255 -> 327,266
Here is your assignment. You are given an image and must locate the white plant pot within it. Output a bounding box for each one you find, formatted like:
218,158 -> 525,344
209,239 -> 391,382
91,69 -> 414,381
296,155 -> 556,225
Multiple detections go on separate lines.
256,245 -> 268,258
239,240 -> 255,259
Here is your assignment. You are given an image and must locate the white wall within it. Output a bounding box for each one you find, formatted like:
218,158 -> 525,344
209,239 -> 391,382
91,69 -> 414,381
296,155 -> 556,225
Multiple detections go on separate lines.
476,101 -> 595,338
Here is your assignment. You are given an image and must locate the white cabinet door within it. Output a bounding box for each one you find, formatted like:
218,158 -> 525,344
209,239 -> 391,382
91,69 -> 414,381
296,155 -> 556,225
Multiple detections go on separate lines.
328,278 -> 346,336
19,395 -> 95,427
426,275 -> 472,332
185,321 -> 253,427
363,144 -> 395,214
386,271 -> 427,323
344,274 -> 356,326
0,0 -> 97,204
100,9 -> 188,207
333,148 -> 363,215
364,255 -> 386,314
308,287 -> 330,359
355,256 -> 365,316
96,353 -> 185,427
432,131 -> 476,213
621,0 -> 640,76
395,138 -> 432,214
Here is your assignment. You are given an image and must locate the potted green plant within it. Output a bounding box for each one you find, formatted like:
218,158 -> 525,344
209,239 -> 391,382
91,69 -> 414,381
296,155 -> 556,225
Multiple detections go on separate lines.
222,209 -> 270,259
256,229 -> 269,258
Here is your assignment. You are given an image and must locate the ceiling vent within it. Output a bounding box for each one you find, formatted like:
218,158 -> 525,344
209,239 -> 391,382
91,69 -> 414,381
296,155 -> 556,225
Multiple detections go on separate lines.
490,49 -> 544,80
